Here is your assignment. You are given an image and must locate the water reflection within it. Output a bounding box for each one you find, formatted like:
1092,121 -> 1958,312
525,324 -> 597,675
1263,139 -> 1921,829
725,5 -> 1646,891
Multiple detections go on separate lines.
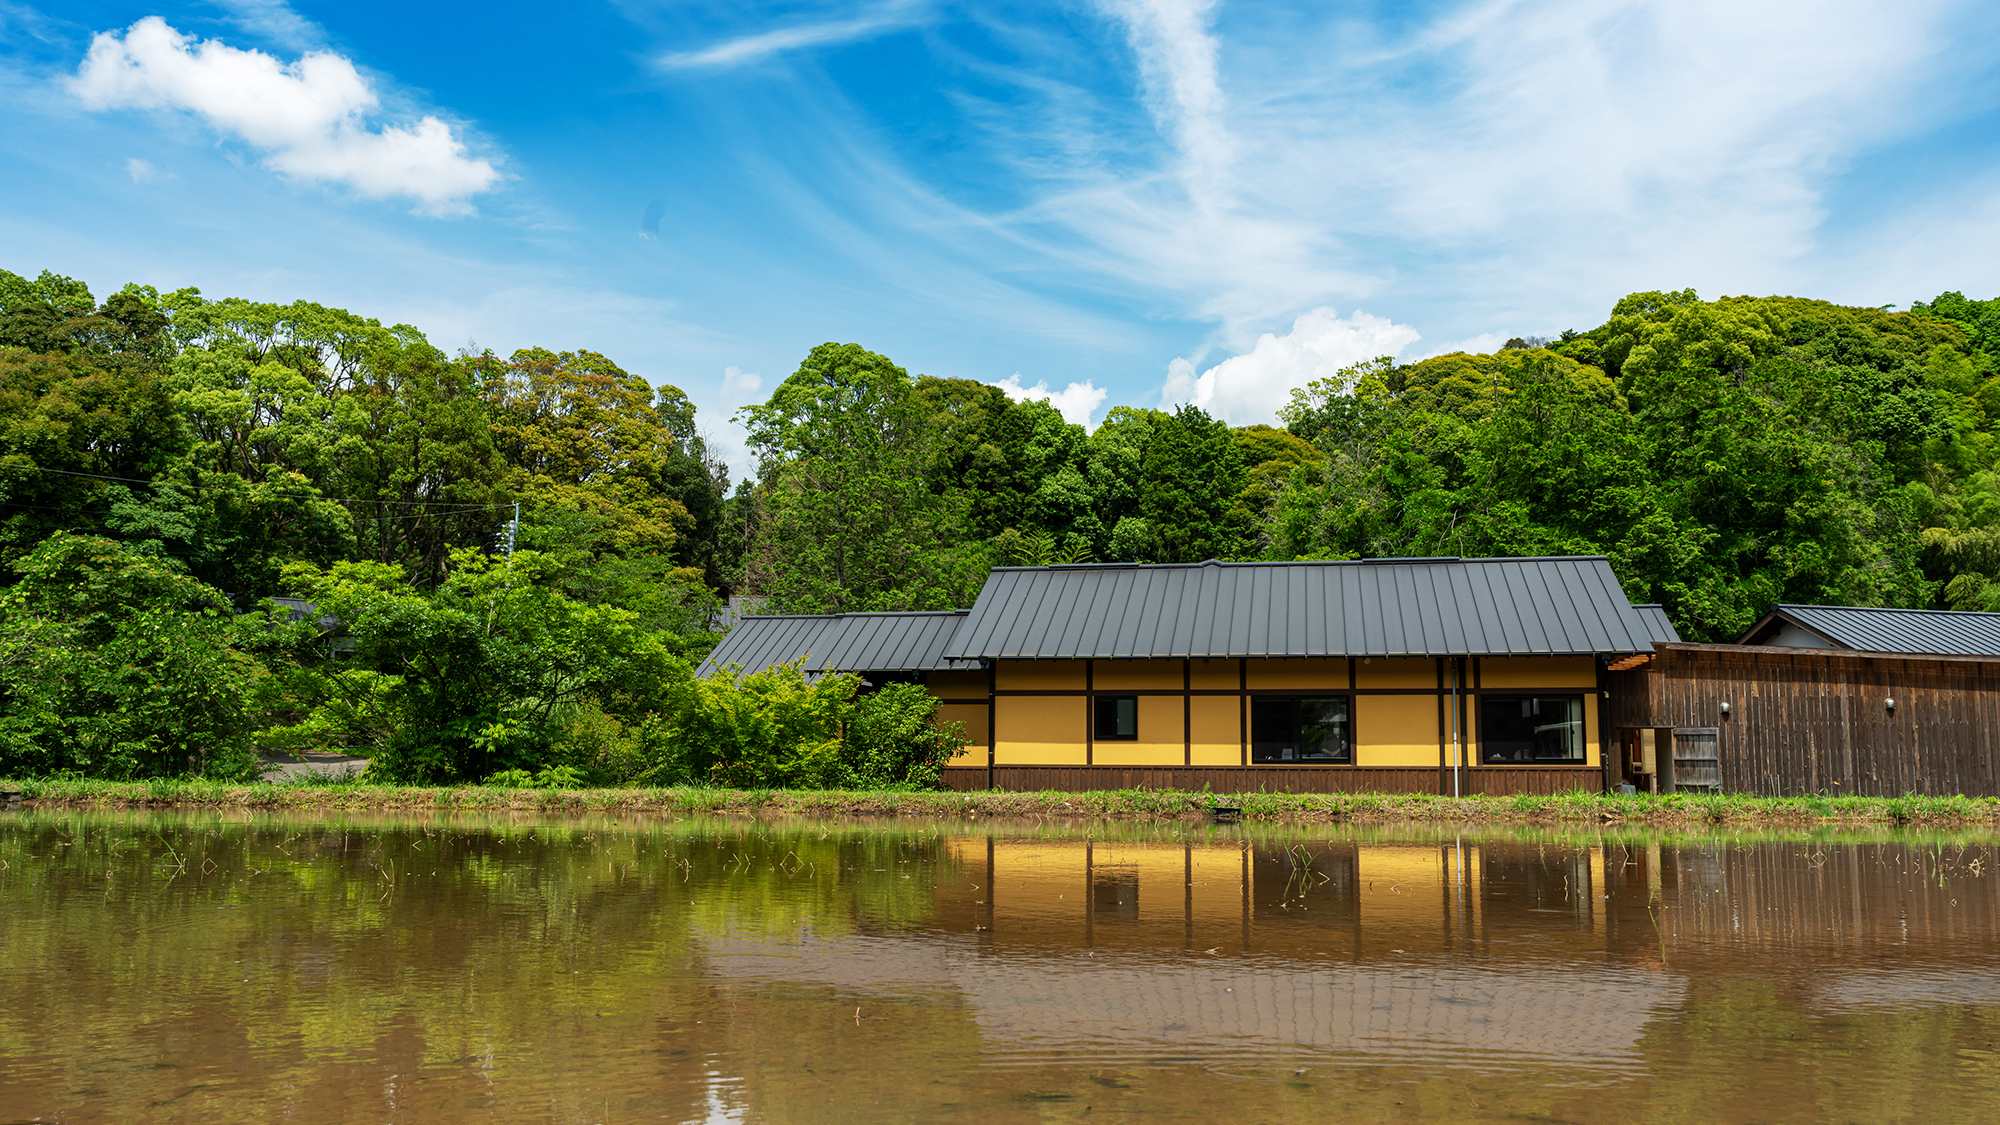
2,814 -> 1997,1123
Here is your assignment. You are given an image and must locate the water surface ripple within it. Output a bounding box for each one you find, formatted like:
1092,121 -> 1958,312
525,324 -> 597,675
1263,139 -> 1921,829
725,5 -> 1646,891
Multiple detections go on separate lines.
2,812 -> 1997,1122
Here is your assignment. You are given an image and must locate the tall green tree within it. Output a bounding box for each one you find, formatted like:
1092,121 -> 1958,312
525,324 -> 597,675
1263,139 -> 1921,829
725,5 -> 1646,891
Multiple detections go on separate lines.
739,343 -> 984,612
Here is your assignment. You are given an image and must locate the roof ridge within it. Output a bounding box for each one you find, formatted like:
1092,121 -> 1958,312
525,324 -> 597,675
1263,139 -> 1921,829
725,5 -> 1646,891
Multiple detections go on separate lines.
1783,603 -> 2000,618
987,554 -> 1609,573
741,609 -> 968,619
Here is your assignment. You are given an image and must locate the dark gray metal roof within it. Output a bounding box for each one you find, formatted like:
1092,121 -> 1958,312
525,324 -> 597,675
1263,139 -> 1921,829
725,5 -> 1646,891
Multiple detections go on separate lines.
943,557 -> 1656,659
1631,604 -> 1682,644
1746,604 -> 2000,657
700,611 -> 971,677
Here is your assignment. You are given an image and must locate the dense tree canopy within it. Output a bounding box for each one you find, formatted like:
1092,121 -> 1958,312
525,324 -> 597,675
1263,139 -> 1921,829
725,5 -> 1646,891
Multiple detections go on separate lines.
2,261 -> 1997,781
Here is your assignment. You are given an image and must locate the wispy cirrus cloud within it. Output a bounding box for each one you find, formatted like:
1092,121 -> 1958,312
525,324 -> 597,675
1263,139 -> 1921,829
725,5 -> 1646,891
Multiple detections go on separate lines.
658,1 -> 928,69
210,0 -> 326,51
998,0 -> 1988,373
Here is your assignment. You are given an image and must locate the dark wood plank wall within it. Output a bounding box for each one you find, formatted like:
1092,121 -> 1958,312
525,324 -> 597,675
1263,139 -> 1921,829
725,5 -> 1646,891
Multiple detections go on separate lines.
1608,643 -> 2000,797
936,765 -> 1601,796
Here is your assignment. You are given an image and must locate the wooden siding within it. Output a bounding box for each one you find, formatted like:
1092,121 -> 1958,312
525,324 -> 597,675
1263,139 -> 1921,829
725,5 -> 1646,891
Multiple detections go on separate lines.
1607,643 -> 2000,797
936,765 -> 1600,796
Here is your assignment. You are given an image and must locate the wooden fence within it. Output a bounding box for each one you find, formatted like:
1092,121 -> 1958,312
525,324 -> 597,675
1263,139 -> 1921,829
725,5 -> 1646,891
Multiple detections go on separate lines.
1608,643 -> 2000,797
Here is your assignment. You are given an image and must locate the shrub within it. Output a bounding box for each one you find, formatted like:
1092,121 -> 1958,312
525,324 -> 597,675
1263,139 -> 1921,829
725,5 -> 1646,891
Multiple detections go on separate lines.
286,549 -> 693,784
483,764 -> 588,789
843,682 -> 966,789
653,661 -> 858,788
0,534 -> 267,780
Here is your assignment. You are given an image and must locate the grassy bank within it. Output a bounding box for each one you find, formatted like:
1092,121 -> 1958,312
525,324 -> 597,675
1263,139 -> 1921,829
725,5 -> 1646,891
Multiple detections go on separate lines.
6,776 -> 2000,826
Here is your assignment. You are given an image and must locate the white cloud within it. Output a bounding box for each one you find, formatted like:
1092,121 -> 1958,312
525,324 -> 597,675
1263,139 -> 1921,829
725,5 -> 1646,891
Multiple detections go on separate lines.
70,17 -> 500,215
720,365 -> 763,404
949,0 -> 1979,354
1057,0 -> 1353,335
1159,307 -> 1421,424
125,157 -> 155,183
659,2 -> 926,69
211,0 -> 324,51
991,374 -> 1109,429
1100,0 -> 1231,209
1415,332 -> 1509,360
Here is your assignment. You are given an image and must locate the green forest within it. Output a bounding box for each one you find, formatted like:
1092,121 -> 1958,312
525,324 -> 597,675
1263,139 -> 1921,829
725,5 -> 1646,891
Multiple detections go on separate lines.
3,264 -> 1997,784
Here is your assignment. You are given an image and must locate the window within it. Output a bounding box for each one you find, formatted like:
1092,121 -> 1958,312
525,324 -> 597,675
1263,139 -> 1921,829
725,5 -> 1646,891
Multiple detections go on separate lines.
1251,696 -> 1351,764
1480,695 -> 1586,763
1094,695 -> 1137,740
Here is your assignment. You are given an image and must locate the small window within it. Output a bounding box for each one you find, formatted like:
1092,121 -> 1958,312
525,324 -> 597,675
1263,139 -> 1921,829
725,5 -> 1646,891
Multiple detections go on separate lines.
1094,695 -> 1138,740
1480,695 -> 1586,763
1251,696 -> 1351,763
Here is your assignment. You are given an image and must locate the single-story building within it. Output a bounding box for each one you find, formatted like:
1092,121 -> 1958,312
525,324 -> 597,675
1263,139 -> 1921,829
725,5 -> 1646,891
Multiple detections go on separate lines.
1609,603 -> 2000,797
708,556 -> 1669,796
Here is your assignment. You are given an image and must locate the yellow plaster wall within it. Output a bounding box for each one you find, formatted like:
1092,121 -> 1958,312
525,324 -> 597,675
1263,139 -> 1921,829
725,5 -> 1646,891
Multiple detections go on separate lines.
1245,657 -> 1350,689
1479,656 -> 1597,689
1585,693 -> 1600,766
935,703 -> 988,764
1356,846 -> 1455,943
990,841 -> 1087,909
1187,844 -> 1247,947
1091,694 -> 1185,765
1355,657 -> 1436,688
995,695 -> 1086,764
925,670 -> 988,699
1093,659 -> 1185,690
1189,658 -> 1240,690
1189,694 -> 1242,765
1356,693 -> 1441,767
997,660 -> 1085,691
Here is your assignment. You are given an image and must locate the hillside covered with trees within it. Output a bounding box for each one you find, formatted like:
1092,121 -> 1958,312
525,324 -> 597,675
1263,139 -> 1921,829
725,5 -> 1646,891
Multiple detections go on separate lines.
3,264 -> 1996,782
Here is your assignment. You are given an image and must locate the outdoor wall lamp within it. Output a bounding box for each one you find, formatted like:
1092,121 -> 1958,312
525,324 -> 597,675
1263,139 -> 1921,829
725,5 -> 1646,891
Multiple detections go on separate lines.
1886,698 -> 1897,711
1720,702 -> 1731,716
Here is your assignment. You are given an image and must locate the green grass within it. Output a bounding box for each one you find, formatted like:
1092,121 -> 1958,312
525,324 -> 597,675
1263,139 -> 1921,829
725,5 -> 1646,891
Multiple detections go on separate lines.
5,776 -> 2000,826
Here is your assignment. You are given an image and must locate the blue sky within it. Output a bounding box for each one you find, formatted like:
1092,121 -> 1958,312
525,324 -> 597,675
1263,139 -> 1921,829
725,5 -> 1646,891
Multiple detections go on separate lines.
4,0 -> 2000,477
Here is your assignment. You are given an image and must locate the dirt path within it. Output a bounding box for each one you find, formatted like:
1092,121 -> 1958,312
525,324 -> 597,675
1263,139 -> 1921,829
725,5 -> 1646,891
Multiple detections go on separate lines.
257,751 -> 369,782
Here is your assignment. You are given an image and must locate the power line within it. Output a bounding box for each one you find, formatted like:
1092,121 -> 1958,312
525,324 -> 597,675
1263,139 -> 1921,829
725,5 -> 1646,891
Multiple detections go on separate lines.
0,461 -> 515,512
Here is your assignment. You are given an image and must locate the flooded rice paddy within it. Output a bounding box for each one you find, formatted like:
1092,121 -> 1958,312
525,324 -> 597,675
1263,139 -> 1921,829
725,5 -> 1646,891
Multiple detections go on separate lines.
3,812 -> 2000,1123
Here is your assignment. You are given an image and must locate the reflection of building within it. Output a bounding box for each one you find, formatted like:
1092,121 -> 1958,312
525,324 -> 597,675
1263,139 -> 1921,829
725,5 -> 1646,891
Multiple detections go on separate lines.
707,556 -> 1670,795
703,834 -> 1683,1071
700,831 -> 2000,1079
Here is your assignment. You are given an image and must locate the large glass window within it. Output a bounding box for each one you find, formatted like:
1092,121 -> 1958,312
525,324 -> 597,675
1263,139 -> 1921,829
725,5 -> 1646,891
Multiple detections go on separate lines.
1480,695 -> 1586,763
1251,696 -> 1351,764
1093,695 -> 1137,740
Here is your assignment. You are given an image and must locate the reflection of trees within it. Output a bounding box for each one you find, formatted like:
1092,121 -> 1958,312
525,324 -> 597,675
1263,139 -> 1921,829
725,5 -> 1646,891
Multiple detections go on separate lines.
0,813 -> 966,1123
6,817 -> 2000,1122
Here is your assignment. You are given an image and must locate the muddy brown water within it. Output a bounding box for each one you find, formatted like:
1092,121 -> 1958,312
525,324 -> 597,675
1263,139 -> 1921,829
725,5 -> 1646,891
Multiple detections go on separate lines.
3,813 -> 1999,1123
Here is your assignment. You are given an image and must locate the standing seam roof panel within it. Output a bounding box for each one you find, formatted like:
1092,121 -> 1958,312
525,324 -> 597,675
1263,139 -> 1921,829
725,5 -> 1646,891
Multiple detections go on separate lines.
1527,561 -> 1570,653
1761,604 -> 2000,656
1570,560 -> 1611,649
939,557 -> 1656,659
1448,565 -> 1484,653
1584,561 -> 1629,650
1290,564 -> 1312,655
1495,563 -> 1540,653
